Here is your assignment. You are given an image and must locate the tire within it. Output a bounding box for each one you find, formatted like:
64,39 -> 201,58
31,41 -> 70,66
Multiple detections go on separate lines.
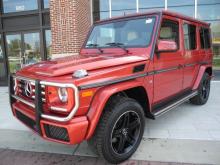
190,72 -> 211,105
88,96 -> 145,164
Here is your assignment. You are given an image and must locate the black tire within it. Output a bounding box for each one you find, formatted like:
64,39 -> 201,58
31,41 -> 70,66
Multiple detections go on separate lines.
88,96 -> 145,164
190,72 -> 211,105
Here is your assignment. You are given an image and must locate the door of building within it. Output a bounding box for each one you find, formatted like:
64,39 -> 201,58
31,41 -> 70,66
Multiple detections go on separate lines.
0,35 -> 7,85
6,32 -> 41,74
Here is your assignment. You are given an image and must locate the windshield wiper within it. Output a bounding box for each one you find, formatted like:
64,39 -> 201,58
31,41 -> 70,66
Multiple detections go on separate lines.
105,42 -> 129,54
86,43 -> 103,54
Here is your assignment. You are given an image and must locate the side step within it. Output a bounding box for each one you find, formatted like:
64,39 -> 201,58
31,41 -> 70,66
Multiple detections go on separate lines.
152,91 -> 198,118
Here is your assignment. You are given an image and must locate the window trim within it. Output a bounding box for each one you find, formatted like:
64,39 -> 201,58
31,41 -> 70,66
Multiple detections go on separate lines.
200,26 -> 211,50
83,15 -> 158,49
158,18 -> 180,52
183,23 -> 197,50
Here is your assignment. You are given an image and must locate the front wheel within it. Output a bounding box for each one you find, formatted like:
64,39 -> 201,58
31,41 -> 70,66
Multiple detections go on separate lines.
190,72 -> 211,105
88,96 -> 145,164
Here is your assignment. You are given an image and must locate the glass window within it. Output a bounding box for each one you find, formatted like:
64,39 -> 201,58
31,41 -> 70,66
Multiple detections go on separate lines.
44,0 -> 49,8
159,20 -> 179,48
45,30 -> 52,59
197,4 -> 220,21
183,24 -> 196,50
209,21 -> 220,58
85,17 -> 156,48
24,32 -> 41,65
167,0 -> 195,18
100,0 -> 109,11
111,0 -> 136,17
112,0 -> 136,10
0,36 -> 3,59
0,35 -> 6,83
6,34 -> 22,73
93,0 -> 109,21
198,0 -> 220,5
112,9 -> 136,17
200,27 -> 211,49
139,0 -> 164,10
3,0 -> 38,13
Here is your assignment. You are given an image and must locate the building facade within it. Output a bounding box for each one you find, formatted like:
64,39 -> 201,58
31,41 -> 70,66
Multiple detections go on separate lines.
0,0 -> 219,85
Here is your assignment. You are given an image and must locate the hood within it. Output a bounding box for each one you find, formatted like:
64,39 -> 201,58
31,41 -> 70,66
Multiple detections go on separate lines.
18,53 -> 148,77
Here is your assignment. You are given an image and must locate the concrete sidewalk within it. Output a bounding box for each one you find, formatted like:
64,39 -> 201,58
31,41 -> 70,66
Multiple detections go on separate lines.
0,82 -> 220,164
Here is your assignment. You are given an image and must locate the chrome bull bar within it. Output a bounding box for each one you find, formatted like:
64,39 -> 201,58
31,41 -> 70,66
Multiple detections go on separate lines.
10,75 -> 79,123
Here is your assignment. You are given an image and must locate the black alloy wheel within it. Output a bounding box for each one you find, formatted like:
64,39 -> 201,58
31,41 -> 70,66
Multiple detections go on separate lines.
88,96 -> 145,164
111,111 -> 141,155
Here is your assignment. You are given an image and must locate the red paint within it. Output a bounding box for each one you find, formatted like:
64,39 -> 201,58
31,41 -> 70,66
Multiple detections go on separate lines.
11,11 -> 213,145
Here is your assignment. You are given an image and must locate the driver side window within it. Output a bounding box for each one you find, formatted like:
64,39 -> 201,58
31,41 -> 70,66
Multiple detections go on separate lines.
159,19 -> 179,49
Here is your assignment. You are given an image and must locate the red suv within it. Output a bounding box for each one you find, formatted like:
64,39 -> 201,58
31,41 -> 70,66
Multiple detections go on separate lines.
9,10 -> 213,163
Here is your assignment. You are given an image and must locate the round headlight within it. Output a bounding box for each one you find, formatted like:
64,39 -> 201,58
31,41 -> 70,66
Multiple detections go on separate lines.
58,87 -> 68,102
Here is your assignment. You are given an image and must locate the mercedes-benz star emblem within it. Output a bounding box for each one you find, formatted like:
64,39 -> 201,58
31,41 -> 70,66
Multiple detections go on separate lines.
24,81 -> 33,97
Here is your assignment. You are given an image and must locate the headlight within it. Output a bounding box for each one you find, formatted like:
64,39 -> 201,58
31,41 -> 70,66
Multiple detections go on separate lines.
58,87 -> 68,102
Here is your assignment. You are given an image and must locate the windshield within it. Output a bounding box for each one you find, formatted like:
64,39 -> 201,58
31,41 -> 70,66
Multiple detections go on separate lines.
85,16 -> 156,48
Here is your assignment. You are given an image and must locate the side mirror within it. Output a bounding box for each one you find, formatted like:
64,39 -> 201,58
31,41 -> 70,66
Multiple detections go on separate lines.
157,40 -> 177,53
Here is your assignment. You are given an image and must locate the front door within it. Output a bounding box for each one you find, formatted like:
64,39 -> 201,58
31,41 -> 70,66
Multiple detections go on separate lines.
6,32 -> 41,73
153,18 -> 184,104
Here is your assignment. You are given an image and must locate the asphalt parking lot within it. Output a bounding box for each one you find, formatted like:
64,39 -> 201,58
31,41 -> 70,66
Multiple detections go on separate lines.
0,75 -> 220,164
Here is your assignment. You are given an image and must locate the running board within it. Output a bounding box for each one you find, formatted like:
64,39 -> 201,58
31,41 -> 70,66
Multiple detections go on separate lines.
153,91 -> 198,118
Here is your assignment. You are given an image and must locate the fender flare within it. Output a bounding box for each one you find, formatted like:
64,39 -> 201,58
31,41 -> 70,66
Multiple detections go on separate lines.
192,65 -> 212,90
85,79 -> 145,140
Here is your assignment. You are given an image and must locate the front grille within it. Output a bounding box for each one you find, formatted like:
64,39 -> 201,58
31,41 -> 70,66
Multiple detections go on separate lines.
44,124 -> 70,142
15,110 -> 36,131
17,79 -> 46,103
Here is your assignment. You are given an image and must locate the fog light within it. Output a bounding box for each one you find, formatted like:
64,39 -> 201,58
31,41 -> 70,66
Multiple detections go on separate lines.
58,87 -> 68,102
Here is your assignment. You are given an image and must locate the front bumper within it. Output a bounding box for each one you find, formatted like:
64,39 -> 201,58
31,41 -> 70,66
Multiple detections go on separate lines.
9,75 -> 88,145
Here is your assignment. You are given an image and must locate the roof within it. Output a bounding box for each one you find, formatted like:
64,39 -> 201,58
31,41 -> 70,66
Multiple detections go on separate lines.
95,10 -> 209,26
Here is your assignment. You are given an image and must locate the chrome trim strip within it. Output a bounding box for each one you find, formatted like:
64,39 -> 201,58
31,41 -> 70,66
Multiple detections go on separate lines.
50,106 -> 68,112
154,91 -> 198,117
79,73 -> 148,90
184,63 -> 197,67
154,66 -> 179,74
40,81 -> 79,122
12,95 -> 35,108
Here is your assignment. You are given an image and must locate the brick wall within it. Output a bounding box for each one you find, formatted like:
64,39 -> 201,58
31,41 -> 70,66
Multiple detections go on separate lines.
50,0 -> 91,58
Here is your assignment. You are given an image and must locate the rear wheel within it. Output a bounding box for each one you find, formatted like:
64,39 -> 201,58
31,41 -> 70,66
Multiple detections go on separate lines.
190,72 -> 211,105
88,96 -> 145,164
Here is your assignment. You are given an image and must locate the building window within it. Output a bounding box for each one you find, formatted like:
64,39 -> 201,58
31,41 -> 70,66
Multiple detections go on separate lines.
197,0 -> 220,21
0,35 -> 7,84
183,24 -> 196,50
44,0 -> 49,9
209,21 -> 220,57
167,0 -> 195,17
139,0 -> 164,12
111,0 -> 136,17
3,0 -> 38,13
45,30 -> 52,59
93,0 -> 110,21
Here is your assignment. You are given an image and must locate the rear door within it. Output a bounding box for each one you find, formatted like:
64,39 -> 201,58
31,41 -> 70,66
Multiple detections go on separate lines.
153,17 -> 184,104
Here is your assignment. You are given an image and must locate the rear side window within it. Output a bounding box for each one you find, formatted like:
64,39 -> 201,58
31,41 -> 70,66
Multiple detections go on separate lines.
200,27 -> 211,49
183,23 -> 196,50
159,19 -> 179,49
